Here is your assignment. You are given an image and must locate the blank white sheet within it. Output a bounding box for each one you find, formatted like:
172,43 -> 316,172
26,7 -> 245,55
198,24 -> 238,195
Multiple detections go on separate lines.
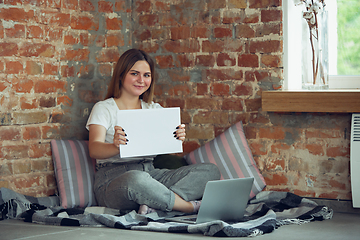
118,107 -> 183,158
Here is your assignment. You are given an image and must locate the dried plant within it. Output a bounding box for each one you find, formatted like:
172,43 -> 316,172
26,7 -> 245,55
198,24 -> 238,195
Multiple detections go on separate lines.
295,0 -> 326,85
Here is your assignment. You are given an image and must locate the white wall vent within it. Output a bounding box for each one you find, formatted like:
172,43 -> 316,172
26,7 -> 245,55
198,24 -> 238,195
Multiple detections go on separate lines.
351,114 -> 360,208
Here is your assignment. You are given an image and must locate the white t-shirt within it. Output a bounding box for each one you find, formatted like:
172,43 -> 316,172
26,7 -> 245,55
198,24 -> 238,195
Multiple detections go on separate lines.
86,98 -> 163,164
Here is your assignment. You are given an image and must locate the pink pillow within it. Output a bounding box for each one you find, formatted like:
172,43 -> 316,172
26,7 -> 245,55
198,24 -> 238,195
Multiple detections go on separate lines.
51,140 -> 97,208
184,121 -> 266,199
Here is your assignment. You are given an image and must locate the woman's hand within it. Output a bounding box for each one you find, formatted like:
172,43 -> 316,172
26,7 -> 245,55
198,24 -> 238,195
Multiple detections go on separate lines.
174,124 -> 186,142
113,126 -> 129,148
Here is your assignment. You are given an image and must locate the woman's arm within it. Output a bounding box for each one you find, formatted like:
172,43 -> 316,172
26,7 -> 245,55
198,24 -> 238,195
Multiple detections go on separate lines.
88,124 -> 127,159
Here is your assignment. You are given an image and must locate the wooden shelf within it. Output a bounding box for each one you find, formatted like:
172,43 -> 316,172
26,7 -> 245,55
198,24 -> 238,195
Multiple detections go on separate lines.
262,90 -> 360,113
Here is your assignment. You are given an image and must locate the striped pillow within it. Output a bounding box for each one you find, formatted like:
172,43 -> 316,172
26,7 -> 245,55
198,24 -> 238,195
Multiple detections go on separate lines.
50,139 -> 97,208
184,121 -> 266,199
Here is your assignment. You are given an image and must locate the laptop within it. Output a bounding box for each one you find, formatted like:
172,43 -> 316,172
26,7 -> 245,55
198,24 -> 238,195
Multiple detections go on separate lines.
166,177 -> 254,224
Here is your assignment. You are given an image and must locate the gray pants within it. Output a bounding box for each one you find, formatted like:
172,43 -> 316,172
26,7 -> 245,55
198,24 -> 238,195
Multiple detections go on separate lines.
94,160 -> 220,211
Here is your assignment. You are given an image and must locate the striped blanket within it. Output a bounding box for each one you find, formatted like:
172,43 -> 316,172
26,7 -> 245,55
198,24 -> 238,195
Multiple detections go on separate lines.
0,188 -> 333,237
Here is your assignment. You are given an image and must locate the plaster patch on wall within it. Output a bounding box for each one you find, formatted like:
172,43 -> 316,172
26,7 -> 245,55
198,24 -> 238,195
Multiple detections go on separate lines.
70,83 -> 75,91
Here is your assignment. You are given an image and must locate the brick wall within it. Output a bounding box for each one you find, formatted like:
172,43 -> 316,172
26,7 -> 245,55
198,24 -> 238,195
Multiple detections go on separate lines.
0,0 -> 352,200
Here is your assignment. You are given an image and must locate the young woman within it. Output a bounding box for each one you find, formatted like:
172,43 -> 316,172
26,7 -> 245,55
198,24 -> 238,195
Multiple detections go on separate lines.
86,49 -> 220,214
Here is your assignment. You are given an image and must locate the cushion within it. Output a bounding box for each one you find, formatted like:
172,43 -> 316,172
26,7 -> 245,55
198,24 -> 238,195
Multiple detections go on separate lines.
184,121 -> 266,199
50,139 -> 97,208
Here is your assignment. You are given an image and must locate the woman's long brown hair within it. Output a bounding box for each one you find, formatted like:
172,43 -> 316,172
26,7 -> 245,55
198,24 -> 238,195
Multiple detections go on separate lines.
105,49 -> 155,103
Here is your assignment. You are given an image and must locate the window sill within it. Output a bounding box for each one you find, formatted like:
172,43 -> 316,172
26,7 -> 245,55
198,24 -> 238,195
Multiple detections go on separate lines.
262,90 -> 360,113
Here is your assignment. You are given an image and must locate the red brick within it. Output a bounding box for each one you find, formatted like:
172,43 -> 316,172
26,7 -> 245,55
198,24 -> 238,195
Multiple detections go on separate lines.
249,0 -> 281,8
265,158 -> 285,171
305,144 -> 324,156
271,142 -> 291,154
80,0 -> 95,11
98,1 -> 113,12
95,49 -> 121,62
261,54 -> 281,67
154,1 -> 169,11
13,175 -> 41,189
228,0 -> 246,8
13,161 -> 31,174
0,42 -> 18,56
35,79 -> 66,93
176,54 -> 195,68
135,0 -> 151,12
106,34 -> 125,47
19,43 -> 55,57
40,96 -> 56,107
61,65 -> 75,77
202,40 -> 225,53
259,127 -> 285,139
12,78 -> 33,93
0,7 -> 34,22
214,27 -> 232,38
191,26 -> 210,38
71,15 -> 99,30
5,24 -> 25,38
165,98 -> 185,108
27,25 -> 43,39
261,9 -> 282,22
115,1 -> 126,11
186,125 -> 214,140
205,69 -> 242,81
106,17 -> 122,30
193,111 -> 228,125
183,140 -> 201,154
244,13 -> 260,23
45,27 -> 63,41
249,40 -> 282,53
20,96 -> 38,109
197,83 -> 208,95
236,24 -> 255,38
0,22 -> 4,39
48,0 -> 61,8
163,39 -> 200,53
64,34 -> 79,45
217,53 -> 236,67
139,14 -> 159,26
250,142 -> 268,155
155,55 -> 174,69
196,55 -> 215,67
222,98 -> 243,111
29,143 -> 51,158
23,126 -> 41,140
44,63 -> 58,75
79,89 -> 104,103
62,49 -> 90,61
26,61 -> 42,75
63,0 -> 78,10
4,0 -> 22,5
57,95 -> 73,107
42,125 -> 60,139
306,129 -> 341,139
171,26 -> 191,40
255,23 -> 281,37
233,83 -> 253,96
186,98 -> 219,110
42,12 -> 71,27
238,54 -> 259,67
6,61 -> 23,74
1,145 -> 29,159
0,127 -> 21,141
263,172 -> 288,186
211,83 -> 230,96
168,84 -> 191,96
245,70 -> 270,82
327,146 -> 350,158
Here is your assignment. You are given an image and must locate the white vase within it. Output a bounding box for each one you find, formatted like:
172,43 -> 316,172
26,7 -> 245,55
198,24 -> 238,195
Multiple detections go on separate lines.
302,10 -> 329,90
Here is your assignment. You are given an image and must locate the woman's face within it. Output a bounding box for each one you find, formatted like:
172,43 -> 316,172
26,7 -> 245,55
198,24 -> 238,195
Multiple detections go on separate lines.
121,60 -> 152,98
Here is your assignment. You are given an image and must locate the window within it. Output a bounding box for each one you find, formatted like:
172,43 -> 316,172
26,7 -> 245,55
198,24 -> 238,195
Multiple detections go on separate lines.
283,0 -> 360,90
